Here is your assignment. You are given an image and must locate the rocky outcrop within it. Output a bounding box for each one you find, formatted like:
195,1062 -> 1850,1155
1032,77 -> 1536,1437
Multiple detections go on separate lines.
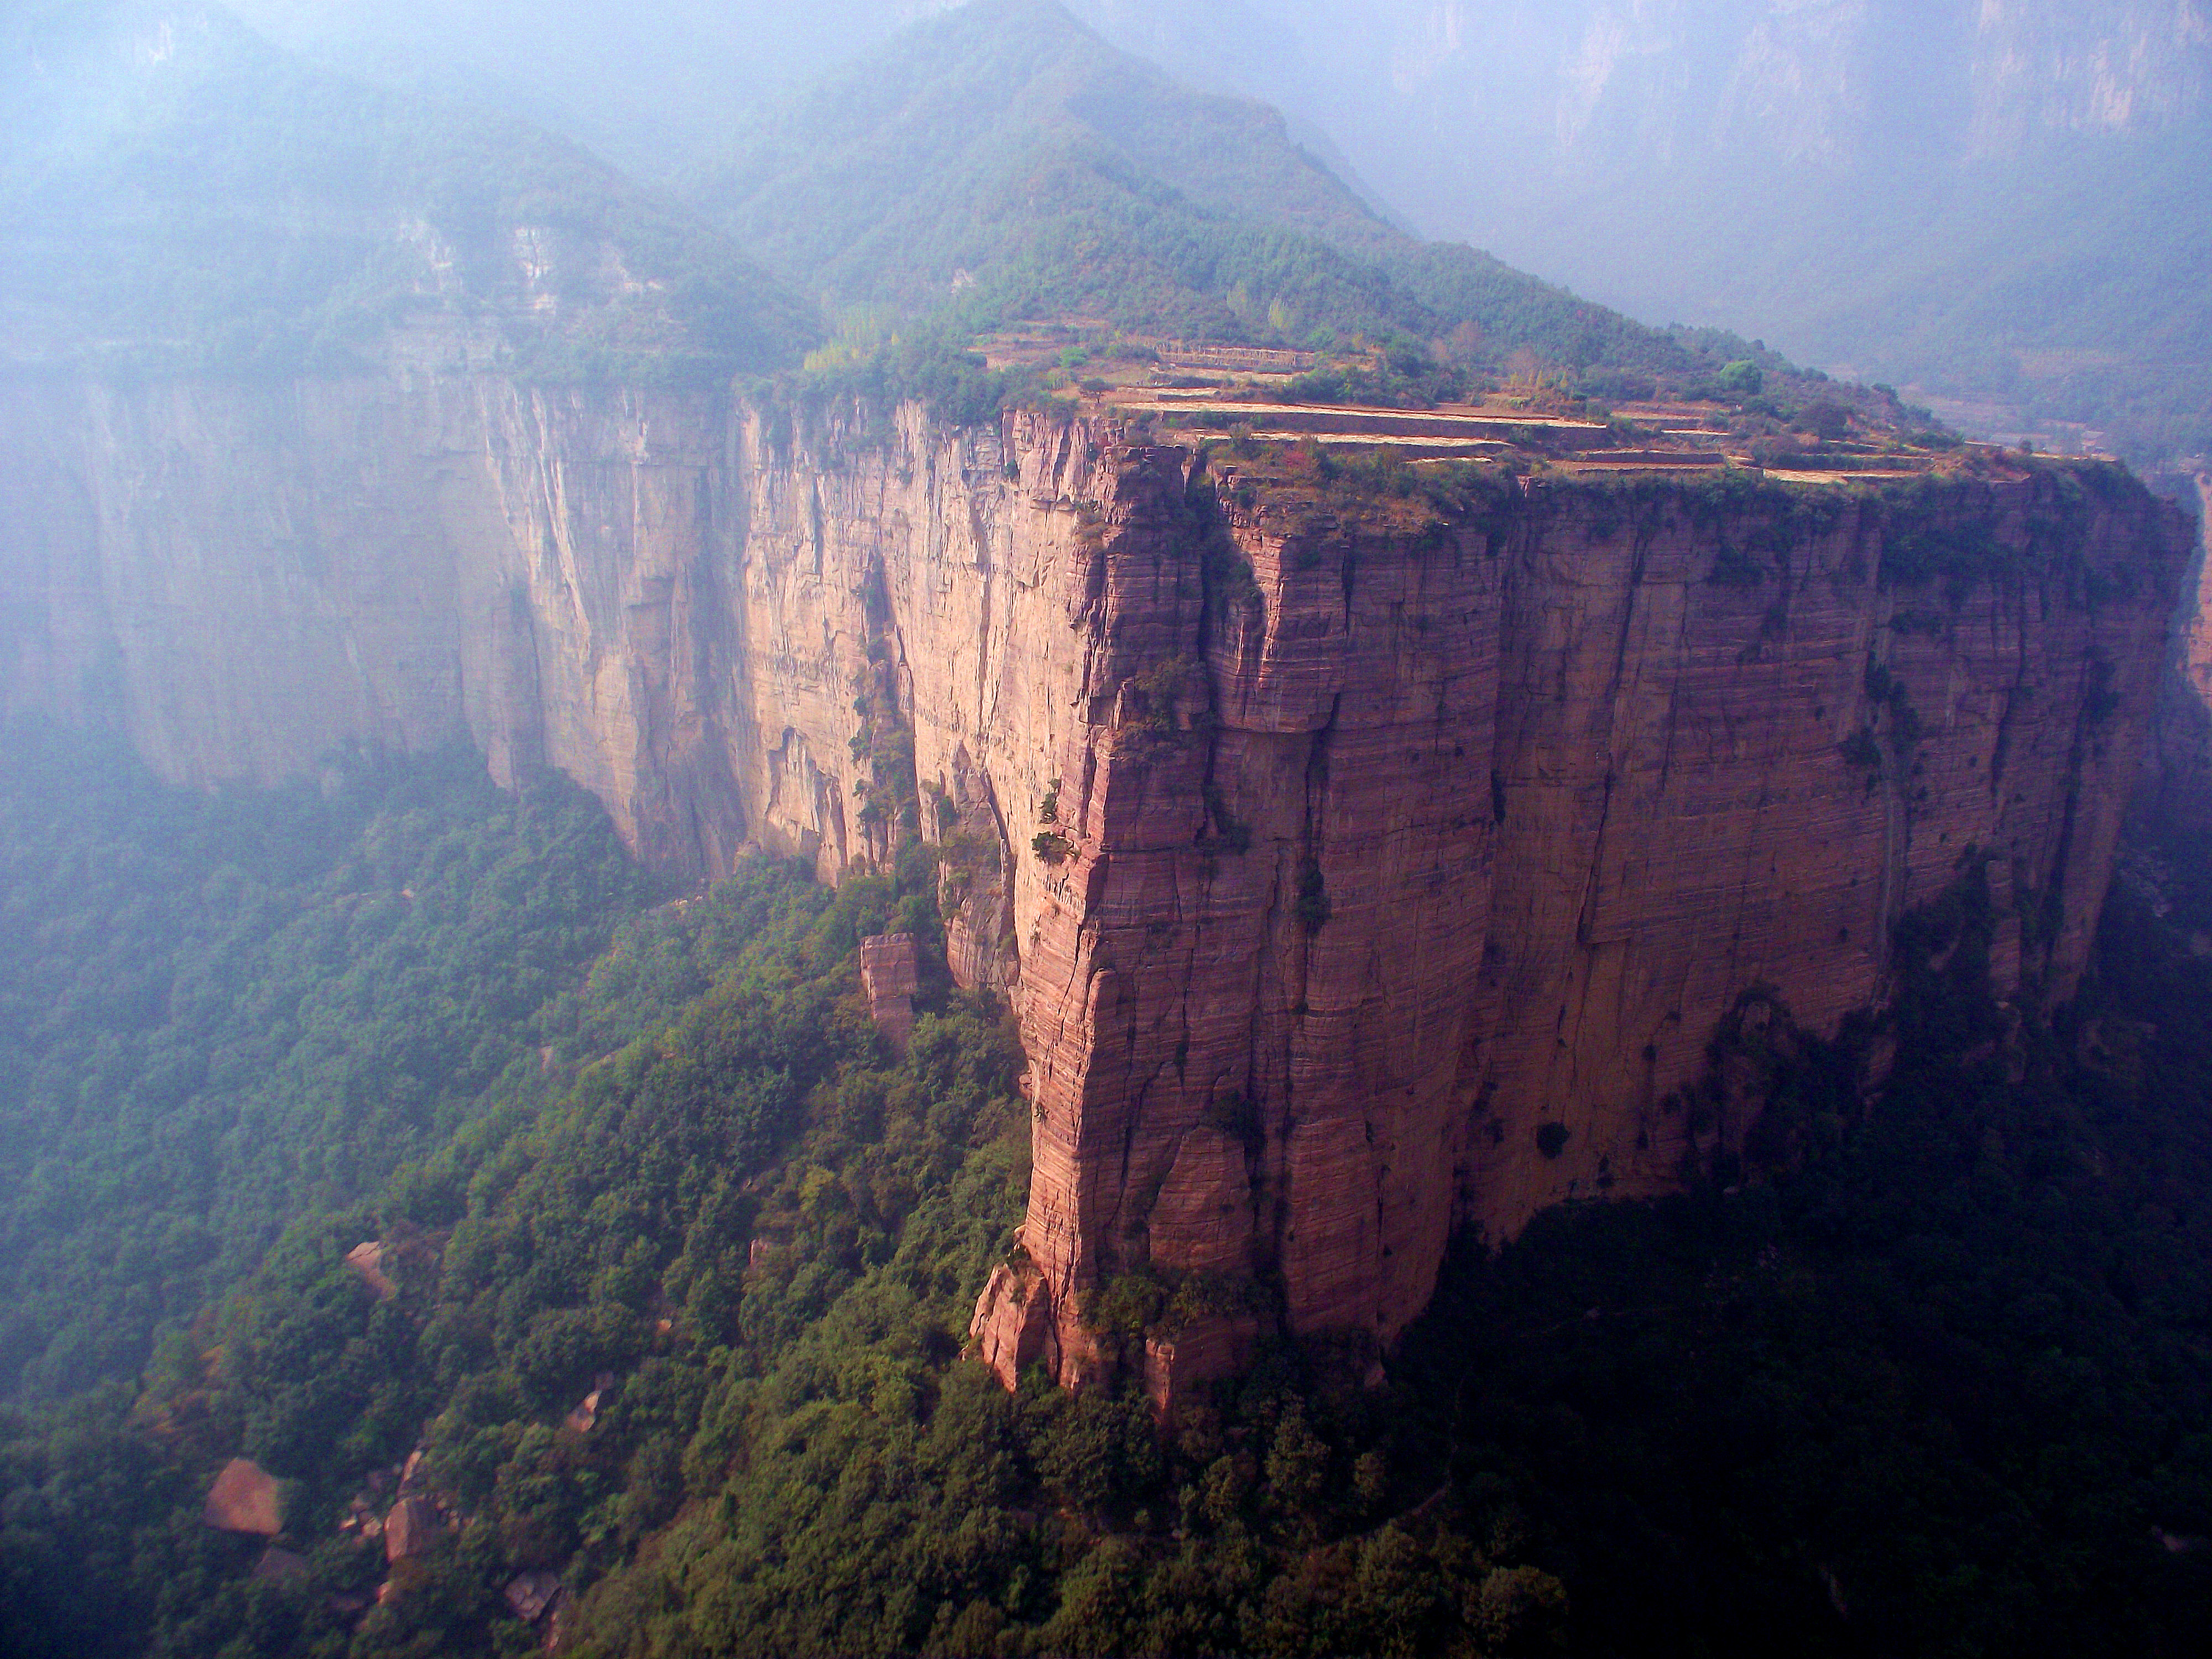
859,933 -> 922,1050
1141,1313 -> 1265,1422
344,1241 -> 399,1302
970,1258 -> 1052,1387
383,1496 -> 439,1563
505,1572 -> 564,1624
203,1458 -> 283,1535
0,378 -> 2188,1388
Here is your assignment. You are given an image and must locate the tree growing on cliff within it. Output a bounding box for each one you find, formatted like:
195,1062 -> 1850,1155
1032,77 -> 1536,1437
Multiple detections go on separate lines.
1295,857 -> 1332,933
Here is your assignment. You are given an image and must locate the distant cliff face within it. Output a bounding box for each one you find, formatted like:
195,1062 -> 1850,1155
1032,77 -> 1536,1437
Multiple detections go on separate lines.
1966,0 -> 2212,153
1079,0 -> 2212,173
0,375 -> 1087,877
0,376 -> 2188,1389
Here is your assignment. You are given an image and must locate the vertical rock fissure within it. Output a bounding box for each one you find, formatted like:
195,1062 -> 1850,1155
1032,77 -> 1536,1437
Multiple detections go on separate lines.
1989,630 -> 2032,805
2036,639 -> 2105,988
1575,518 -> 1652,947
971,493 -> 996,727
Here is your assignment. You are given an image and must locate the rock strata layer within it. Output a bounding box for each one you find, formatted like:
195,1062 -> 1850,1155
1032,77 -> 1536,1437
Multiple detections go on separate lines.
0,379 -> 2189,1384
859,933 -> 922,1051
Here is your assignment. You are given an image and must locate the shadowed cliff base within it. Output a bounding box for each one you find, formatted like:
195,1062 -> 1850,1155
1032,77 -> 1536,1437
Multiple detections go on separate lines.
2137,472 -> 2212,830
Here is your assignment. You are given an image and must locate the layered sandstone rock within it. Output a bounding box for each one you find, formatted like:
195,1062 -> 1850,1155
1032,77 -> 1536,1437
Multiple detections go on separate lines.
859,933 -> 922,1050
983,453 -> 2187,1379
0,379 -> 2187,1388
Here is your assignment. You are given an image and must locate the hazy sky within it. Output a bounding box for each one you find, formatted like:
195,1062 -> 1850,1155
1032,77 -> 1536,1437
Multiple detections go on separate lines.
226,1 -> 2212,197
224,0 -> 952,168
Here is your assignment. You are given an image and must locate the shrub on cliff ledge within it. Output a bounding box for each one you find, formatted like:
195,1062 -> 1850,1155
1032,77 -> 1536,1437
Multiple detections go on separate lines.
1710,541 -> 1768,587
1295,858 -> 1333,934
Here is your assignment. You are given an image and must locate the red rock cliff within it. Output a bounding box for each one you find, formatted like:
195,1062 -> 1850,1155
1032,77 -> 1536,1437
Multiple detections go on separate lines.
974,445 -> 2189,1385
0,387 -> 2186,1383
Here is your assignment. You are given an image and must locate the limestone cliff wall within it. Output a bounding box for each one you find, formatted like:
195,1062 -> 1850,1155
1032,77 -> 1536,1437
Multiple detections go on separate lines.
0,377 -> 2188,1387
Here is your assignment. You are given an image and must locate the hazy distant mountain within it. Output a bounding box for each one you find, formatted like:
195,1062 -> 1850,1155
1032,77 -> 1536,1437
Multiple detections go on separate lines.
1,0 -> 1818,406
206,0 -> 2212,460
223,0 -> 962,176
18,0 -> 2145,446
682,0 -> 1841,404
0,0 -> 816,378
1065,0 -> 2212,462
1074,0 -> 2212,179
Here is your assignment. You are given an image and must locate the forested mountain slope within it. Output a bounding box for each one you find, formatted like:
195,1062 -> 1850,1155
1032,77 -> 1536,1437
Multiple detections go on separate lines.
0,729 -> 662,1402
3,0 -> 1908,416
200,0 -> 2212,457
0,0 -> 815,378
682,0 -> 1823,399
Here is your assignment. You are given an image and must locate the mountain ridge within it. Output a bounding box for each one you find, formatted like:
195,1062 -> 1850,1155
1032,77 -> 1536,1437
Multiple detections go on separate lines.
0,0 -> 817,379
685,0 -> 1869,409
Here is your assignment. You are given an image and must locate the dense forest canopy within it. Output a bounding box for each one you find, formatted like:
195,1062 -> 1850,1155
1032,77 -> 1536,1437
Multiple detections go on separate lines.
3,727 -> 2211,1657
0,726 -> 663,1401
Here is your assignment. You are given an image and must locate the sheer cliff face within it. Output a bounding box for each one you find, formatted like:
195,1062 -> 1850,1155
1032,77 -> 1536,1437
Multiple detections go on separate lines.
0,378 -> 1091,881
0,379 -> 2187,1384
982,451 -> 2188,1383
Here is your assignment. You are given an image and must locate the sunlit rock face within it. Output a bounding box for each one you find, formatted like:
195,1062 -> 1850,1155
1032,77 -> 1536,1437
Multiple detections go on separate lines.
0,383 -> 2187,1384
965,440 -> 2186,1384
